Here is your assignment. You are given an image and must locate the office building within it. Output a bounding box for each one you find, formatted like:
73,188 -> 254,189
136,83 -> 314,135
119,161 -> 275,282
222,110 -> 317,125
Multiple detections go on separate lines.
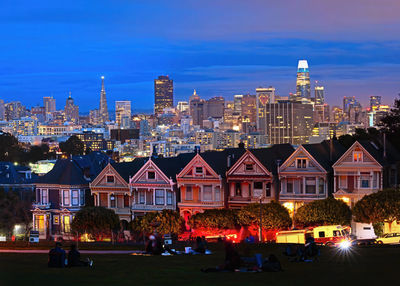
314,104 -> 330,123
370,96 -> 382,110
64,94 -> 79,123
241,94 -> 257,125
115,101 -> 131,128
233,95 -> 243,114
295,60 -> 311,100
99,76 -> 109,123
314,84 -> 324,104
154,75 -> 173,116
43,96 -> 56,114
177,101 -> 189,113
205,96 -> 225,118
5,101 -> 26,121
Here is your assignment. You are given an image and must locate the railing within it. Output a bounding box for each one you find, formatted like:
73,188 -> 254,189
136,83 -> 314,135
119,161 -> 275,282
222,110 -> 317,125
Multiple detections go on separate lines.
132,204 -> 175,211
279,193 -> 326,199
32,202 -> 51,209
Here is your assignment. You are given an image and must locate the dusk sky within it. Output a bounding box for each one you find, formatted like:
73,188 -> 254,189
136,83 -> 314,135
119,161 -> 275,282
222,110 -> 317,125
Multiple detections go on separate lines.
0,0 -> 399,112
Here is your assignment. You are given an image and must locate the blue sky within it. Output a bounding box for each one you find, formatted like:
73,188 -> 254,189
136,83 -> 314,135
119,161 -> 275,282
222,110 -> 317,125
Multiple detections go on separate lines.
0,0 -> 399,112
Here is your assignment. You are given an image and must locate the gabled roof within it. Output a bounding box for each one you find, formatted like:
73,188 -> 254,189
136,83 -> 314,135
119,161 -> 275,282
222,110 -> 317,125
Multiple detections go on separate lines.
36,159 -> 90,186
249,144 -> 295,175
112,158 -> 146,183
333,140 -> 382,168
200,148 -> 246,177
358,140 -> 400,166
0,162 -> 37,185
302,140 -> 346,172
152,153 -> 196,180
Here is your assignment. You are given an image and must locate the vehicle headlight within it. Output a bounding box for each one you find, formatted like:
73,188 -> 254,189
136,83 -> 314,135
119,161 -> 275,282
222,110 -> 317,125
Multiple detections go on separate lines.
339,240 -> 351,250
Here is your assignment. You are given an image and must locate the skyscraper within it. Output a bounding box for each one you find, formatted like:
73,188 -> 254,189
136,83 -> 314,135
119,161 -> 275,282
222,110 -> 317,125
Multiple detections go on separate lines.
43,96 -> 56,114
99,76 -> 109,123
314,84 -> 325,104
295,60 -> 311,100
205,96 -> 225,118
64,93 -> 79,123
241,94 -> 257,125
154,75 -> 173,116
115,100 -> 131,128
256,86 -> 275,133
370,95 -> 382,110
233,95 -> 243,114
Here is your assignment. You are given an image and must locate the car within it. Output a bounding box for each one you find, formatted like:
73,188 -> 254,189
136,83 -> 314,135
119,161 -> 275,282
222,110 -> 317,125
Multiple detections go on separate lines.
375,233 -> 400,244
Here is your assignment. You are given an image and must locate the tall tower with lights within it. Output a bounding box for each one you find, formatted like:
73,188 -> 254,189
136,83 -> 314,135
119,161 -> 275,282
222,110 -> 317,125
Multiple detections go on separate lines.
295,60 -> 311,100
99,76 -> 109,123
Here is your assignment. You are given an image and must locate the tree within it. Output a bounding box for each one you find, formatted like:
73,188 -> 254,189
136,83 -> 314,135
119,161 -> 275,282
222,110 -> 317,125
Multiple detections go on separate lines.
59,135 -> 84,156
71,206 -> 120,238
189,209 -> 238,229
353,189 -> 400,230
237,202 -> 292,230
26,144 -> 50,163
131,210 -> 184,236
294,198 -> 352,227
380,94 -> 400,149
0,133 -> 24,163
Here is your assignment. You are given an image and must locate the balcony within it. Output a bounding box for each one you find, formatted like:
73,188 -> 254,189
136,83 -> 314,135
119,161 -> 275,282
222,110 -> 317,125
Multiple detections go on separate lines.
32,202 -> 51,209
132,204 -> 176,211
110,208 -> 131,215
279,193 -> 327,200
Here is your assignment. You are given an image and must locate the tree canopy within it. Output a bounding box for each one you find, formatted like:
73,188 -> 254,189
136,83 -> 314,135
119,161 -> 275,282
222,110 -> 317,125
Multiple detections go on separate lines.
131,210 -> 184,235
71,206 -> 120,237
294,198 -> 352,227
60,135 -> 85,156
189,209 -> 237,229
353,189 -> 400,224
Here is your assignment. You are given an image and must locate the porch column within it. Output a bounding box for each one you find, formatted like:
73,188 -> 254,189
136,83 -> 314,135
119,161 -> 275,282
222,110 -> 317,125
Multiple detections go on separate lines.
164,189 -> 167,206
107,193 -> 110,208
316,177 -> 319,195
302,177 -> 306,194
230,182 -> 235,197
153,188 -> 156,205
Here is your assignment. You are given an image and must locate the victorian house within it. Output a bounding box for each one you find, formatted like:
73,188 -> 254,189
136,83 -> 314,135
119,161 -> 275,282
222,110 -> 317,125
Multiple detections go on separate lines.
177,149 -> 245,222
32,152 -> 109,240
332,140 -> 400,207
90,159 -> 145,224
226,144 -> 294,209
279,140 -> 346,214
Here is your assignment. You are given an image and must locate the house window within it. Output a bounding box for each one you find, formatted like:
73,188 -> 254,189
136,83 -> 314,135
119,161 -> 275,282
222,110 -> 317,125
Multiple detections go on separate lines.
139,191 -> 145,204
286,180 -> 293,193
147,171 -> 155,180
195,167 -> 203,174
203,185 -> 212,201
63,190 -> 70,206
254,182 -> 263,189
167,192 -> 173,205
106,175 -> 114,183
155,190 -> 165,205
110,194 -> 116,208
297,159 -> 307,168
235,183 -> 242,196
339,176 -> 347,188
253,181 -> 263,197
63,216 -> 71,233
353,151 -> 363,162
245,164 -> 254,171
265,183 -> 271,197
318,179 -> 325,194
215,187 -> 221,201
41,189 -> 48,204
124,195 -> 130,208
80,190 -> 85,206
305,178 -> 316,194
72,190 -> 79,206
185,186 -> 193,200
360,172 -> 370,188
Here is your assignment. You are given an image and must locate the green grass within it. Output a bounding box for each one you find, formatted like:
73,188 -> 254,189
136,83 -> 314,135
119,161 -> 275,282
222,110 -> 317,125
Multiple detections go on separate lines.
0,244 -> 398,286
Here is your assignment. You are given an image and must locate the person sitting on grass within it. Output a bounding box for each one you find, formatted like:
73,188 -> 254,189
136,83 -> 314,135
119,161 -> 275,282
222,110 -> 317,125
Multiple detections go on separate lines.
194,236 -> 206,254
68,244 -> 93,267
145,234 -> 164,255
48,242 -> 66,268
201,241 -> 241,272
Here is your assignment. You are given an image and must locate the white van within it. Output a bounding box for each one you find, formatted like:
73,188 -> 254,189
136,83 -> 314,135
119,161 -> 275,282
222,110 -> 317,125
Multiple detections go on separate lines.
351,222 -> 376,244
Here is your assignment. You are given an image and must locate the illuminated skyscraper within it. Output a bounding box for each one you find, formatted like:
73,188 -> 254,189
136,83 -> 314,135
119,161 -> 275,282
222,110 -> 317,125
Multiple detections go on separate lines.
64,93 -> 79,123
99,76 -> 109,123
43,96 -> 56,114
154,75 -> 173,116
314,84 -> 324,104
256,86 -> 275,133
370,95 -> 382,110
115,100 -> 131,128
241,94 -> 257,124
295,60 -> 311,100
233,95 -> 243,113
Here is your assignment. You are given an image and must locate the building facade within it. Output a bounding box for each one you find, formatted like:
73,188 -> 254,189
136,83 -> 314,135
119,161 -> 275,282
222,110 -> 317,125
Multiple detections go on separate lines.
154,75 -> 173,116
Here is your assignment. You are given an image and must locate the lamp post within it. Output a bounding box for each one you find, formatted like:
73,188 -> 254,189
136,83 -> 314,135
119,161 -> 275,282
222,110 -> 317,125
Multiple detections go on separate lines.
259,195 -> 263,243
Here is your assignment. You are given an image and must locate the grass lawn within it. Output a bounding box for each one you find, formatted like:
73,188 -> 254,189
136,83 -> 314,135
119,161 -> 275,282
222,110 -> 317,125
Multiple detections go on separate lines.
0,244 -> 398,286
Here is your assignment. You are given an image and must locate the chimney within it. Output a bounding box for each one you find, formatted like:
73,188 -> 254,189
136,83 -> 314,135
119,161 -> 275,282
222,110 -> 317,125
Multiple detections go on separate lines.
227,155 -> 232,168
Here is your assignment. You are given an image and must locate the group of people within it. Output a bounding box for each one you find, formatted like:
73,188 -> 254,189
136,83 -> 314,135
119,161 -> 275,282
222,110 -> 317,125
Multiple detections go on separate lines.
48,242 -> 93,268
283,236 -> 320,262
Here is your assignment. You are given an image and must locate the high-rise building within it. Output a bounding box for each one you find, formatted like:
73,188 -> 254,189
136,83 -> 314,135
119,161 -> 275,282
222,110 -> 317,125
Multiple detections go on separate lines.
43,96 -> 56,114
256,86 -> 275,133
5,101 -> 26,121
64,93 -> 79,123
99,76 -> 109,123
314,84 -> 324,104
370,96 -> 382,110
314,104 -> 330,123
295,60 -> 311,100
115,100 -> 131,128
177,101 -> 189,113
0,99 -> 5,121
205,96 -> 225,119
154,75 -> 173,116
233,95 -> 243,114
89,109 -> 100,125
257,100 -> 314,145
241,94 -> 257,124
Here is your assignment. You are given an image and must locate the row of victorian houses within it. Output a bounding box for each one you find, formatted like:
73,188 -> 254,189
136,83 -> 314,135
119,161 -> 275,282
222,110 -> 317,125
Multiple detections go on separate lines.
31,139 -> 400,240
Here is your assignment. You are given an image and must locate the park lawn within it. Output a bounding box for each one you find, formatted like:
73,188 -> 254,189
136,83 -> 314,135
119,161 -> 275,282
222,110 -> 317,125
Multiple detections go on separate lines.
0,244 -> 398,286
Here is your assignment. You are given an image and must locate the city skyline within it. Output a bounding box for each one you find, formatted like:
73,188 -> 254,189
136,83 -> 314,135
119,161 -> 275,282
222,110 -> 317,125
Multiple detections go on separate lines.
0,1 -> 399,111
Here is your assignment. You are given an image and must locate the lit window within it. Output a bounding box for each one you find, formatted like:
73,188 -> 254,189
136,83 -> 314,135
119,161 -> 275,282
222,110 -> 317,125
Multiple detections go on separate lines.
110,194 -> 116,208
353,151 -> 363,162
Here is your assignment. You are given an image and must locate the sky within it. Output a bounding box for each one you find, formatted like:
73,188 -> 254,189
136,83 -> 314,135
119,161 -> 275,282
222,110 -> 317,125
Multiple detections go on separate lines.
0,0 -> 399,112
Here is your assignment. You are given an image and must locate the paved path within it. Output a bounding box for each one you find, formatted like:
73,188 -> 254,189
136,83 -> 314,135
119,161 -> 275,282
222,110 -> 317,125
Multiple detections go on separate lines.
0,249 -> 143,254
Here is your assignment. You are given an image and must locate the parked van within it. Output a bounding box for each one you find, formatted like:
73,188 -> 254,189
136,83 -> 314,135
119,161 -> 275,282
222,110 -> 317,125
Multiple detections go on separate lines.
350,222 -> 376,244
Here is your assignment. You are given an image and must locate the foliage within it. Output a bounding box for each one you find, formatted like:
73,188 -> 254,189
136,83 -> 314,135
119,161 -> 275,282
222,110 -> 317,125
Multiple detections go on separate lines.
338,128 -> 380,149
71,206 -> 120,237
236,202 -> 292,230
353,189 -> 400,224
59,135 -> 85,156
294,197 -> 352,227
131,210 -> 184,236
189,209 -> 238,229
0,133 -> 24,163
0,189 -> 33,238
373,222 -> 384,237
26,144 -> 50,163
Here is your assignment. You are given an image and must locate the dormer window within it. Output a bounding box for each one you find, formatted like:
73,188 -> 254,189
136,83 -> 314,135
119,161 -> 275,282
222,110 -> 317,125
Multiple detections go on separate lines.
106,175 -> 114,183
245,164 -> 254,171
297,159 -> 307,168
195,167 -> 203,174
147,171 -> 155,179
353,151 -> 363,162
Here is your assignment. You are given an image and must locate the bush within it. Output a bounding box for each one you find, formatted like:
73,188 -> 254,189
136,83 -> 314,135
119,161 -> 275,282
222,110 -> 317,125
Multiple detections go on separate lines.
131,210 -> 184,236
189,209 -> 238,229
